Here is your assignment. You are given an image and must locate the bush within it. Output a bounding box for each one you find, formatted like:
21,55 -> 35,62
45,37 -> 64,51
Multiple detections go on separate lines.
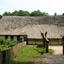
3,39 -> 10,45
9,40 -> 18,47
0,38 -> 4,45
0,44 -> 11,51
0,38 -> 18,50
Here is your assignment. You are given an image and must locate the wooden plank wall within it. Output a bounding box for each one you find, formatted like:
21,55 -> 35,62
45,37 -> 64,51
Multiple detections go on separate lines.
0,51 -> 2,64
28,38 -> 62,45
0,41 -> 26,64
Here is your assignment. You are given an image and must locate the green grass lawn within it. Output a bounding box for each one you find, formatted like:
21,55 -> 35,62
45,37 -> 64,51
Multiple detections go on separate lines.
49,44 -> 62,46
7,45 -> 53,64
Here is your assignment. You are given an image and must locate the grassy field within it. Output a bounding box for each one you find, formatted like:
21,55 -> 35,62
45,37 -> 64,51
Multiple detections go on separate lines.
7,45 -> 53,64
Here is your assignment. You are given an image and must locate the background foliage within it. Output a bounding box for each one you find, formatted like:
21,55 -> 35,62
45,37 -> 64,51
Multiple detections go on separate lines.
3,10 -> 49,16
0,10 -> 64,16
0,15 -> 2,19
0,38 -> 18,50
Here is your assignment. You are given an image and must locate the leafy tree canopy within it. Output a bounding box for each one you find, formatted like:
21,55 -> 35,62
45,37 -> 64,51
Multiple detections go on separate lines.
0,15 -> 2,19
54,12 -> 57,16
11,10 -> 18,16
3,11 -> 12,16
30,10 -> 43,16
62,13 -> 64,15
42,12 -> 49,16
2,10 -> 49,16
18,10 -> 30,16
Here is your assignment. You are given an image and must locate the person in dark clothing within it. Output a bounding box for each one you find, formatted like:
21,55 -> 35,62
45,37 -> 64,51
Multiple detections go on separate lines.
62,36 -> 64,55
62,36 -> 64,43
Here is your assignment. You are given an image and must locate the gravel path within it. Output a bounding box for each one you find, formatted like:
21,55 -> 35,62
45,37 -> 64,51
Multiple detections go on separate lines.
42,46 -> 64,64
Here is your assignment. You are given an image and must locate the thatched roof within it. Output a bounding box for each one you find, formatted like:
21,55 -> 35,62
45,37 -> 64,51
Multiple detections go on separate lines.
0,16 -> 64,38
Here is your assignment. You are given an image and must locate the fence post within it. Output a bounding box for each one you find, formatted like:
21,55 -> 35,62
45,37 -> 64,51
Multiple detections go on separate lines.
45,38 -> 49,53
0,50 -> 2,64
5,50 -> 10,63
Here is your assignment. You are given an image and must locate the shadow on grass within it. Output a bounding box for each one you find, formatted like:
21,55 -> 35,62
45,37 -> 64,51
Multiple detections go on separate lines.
34,47 -> 46,55
6,60 -> 34,64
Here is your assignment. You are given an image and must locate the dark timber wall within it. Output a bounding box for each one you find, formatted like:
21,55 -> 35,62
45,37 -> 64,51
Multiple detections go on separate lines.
28,38 -> 62,45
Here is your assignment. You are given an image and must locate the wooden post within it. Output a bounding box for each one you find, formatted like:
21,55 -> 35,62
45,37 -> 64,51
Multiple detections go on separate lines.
40,32 -> 45,47
43,37 -> 45,47
46,42 -> 48,53
40,31 -> 49,53
45,38 -> 49,53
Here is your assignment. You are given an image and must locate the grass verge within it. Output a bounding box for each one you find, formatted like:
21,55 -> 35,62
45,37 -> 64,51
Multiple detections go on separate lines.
7,45 -> 53,64
49,44 -> 62,46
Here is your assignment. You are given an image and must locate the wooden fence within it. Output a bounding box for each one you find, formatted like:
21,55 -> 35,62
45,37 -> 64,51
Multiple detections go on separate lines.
0,42 -> 26,64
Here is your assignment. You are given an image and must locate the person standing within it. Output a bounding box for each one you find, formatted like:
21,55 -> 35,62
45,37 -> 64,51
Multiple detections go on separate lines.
62,36 -> 64,55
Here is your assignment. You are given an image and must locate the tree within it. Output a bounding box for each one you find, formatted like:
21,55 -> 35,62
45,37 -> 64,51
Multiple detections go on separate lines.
30,10 -> 43,16
11,10 -> 18,16
3,11 -> 12,16
2,10 -> 50,16
54,12 -> 57,16
24,11 -> 30,16
62,13 -> 64,15
18,10 -> 30,16
42,12 -> 49,16
0,15 -> 2,19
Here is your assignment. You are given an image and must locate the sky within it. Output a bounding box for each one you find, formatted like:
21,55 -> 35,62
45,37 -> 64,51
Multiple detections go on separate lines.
0,0 -> 64,15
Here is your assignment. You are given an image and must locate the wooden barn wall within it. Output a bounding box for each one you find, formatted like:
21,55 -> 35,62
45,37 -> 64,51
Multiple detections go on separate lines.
0,35 -> 26,41
49,39 -> 62,44
28,38 -> 62,45
28,39 -> 43,44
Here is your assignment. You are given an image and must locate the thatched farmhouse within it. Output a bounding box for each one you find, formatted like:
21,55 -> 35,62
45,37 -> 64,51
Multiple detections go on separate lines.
0,16 -> 64,44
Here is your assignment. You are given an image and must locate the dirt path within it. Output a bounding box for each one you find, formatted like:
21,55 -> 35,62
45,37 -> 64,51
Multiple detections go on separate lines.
49,46 -> 62,55
42,46 -> 64,64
